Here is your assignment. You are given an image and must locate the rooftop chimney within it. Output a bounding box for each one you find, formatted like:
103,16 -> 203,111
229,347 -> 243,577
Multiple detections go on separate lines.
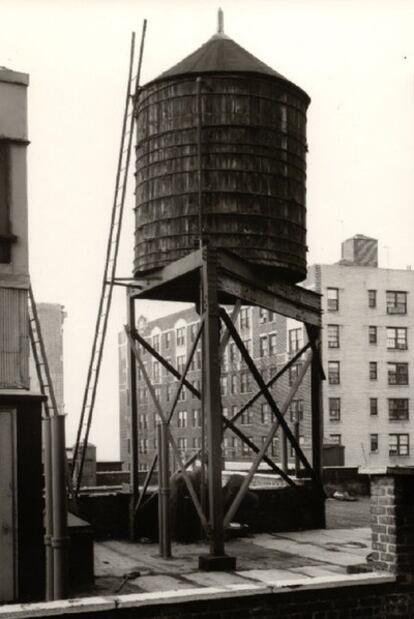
341,234 -> 378,267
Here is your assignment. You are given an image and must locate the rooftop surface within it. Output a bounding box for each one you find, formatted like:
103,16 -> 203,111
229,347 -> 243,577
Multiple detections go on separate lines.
92,498 -> 371,597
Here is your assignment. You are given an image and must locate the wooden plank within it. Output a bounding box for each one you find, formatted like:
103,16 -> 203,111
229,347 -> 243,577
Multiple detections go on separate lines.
218,250 -> 320,310
132,248 -> 203,299
218,273 -> 321,326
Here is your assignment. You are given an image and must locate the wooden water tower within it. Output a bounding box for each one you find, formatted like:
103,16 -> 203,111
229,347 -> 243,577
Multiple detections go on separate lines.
124,12 -> 324,570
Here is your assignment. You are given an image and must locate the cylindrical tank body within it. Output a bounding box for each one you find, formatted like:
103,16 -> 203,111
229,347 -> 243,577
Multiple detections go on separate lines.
134,36 -> 310,283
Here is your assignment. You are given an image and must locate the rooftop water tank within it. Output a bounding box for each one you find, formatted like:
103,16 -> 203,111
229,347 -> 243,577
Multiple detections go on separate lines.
134,14 -> 310,283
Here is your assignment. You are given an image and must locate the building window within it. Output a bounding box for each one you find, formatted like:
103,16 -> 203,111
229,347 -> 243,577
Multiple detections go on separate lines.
241,410 -> 252,425
230,374 -> 238,394
259,308 -> 268,324
222,406 -> 228,418
231,405 -> 238,418
289,363 -> 302,386
328,361 -> 340,385
388,362 -> 409,385
259,335 -> 268,357
289,328 -> 302,353
368,290 -> 377,308
387,327 -> 408,350
178,386 -> 186,401
327,324 -> 340,348
139,439 -> 148,454
290,399 -> 303,422
192,437 -> 201,450
229,342 -> 238,366
153,361 -> 160,383
221,350 -> 229,372
329,397 -> 341,422
191,379 -> 200,398
388,398 -> 409,421
370,398 -> 378,416
164,331 -> 171,350
224,436 -> 237,458
177,437 -> 188,456
329,434 -> 342,445
240,371 -> 252,393
189,323 -> 198,343
327,287 -> 339,311
190,349 -> 202,371
389,433 -> 409,456
220,376 -> 227,396
242,439 -> 252,456
138,413 -> 148,430
269,333 -> 278,356
192,408 -> 201,428
386,291 -> 407,315
369,361 -> 377,380
271,437 -> 279,457
138,387 -> 147,403
368,326 -> 377,344
176,326 -> 186,347
261,403 -> 271,424
177,410 -> 187,428
166,383 -> 172,402
152,334 -> 160,352
240,308 -> 250,330
176,354 -> 186,374
370,434 -> 379,453
154,386 -> 161,401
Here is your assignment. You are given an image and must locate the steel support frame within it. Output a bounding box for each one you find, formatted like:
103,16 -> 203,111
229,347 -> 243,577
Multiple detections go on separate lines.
123,245 -> 324,567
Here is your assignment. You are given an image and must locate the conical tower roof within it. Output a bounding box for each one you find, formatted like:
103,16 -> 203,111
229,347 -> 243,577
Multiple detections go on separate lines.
147,10 -> 309,100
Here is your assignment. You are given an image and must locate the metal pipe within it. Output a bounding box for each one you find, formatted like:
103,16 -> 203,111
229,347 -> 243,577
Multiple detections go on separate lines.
42,416 -> 54,601
202,249 -> 226,556
158,423 -> 171,558
281,431 -> 288,473
50,415 -> 69,600
127,293 -> 139,541
294,420 -> 300,477
196,77 -> 203,249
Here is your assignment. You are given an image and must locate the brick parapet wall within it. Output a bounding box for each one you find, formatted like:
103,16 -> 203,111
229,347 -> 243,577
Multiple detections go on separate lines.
5,576 -> 414,619
363,467 -> 414,584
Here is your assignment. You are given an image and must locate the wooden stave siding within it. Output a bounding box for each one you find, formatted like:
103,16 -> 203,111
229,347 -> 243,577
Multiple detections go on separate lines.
0,287 -> 29,388
134,75 -> 309,282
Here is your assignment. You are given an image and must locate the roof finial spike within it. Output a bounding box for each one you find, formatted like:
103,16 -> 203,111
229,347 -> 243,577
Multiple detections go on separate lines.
217,7 -> 224,34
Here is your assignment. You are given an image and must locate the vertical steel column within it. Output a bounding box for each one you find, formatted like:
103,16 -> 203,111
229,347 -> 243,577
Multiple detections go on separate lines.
199,248 -> 235,570
281,429 -> 288,473
43,416 -> 54,601
50,415 -> 69,600
157,423 -> 171,558
128,292 -> 139,541
294,420 -> 300,477
308,324 -> 326,527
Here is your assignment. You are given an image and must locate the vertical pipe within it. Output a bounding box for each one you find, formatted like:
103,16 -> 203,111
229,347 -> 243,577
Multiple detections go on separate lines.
196,77 -> 203,249
202,248 -> 226,557
157,424 -> 164,557
127,292 -> 139,541
50,415 -> 69,600
281,428 -> 288,474
294,420 -> 300,477
158,422 -> 171,558
310,328 -> 324,483
43,416 -> 54,601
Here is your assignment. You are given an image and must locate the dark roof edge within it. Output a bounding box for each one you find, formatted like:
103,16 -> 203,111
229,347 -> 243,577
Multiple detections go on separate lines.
144,70 -> 311,105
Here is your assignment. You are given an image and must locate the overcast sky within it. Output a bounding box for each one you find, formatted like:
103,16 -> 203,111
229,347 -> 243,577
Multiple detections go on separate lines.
2,0 -> 414,459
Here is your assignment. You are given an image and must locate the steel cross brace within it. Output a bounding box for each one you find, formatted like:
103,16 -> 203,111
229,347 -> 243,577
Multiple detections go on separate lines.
124,320 -> 206,522
227,341 -> 312,428
220,308 -> 317,484
223,350 -> 313,527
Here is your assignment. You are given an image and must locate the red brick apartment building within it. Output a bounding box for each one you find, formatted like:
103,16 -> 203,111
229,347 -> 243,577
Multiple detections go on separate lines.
119,305 -> 311,472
